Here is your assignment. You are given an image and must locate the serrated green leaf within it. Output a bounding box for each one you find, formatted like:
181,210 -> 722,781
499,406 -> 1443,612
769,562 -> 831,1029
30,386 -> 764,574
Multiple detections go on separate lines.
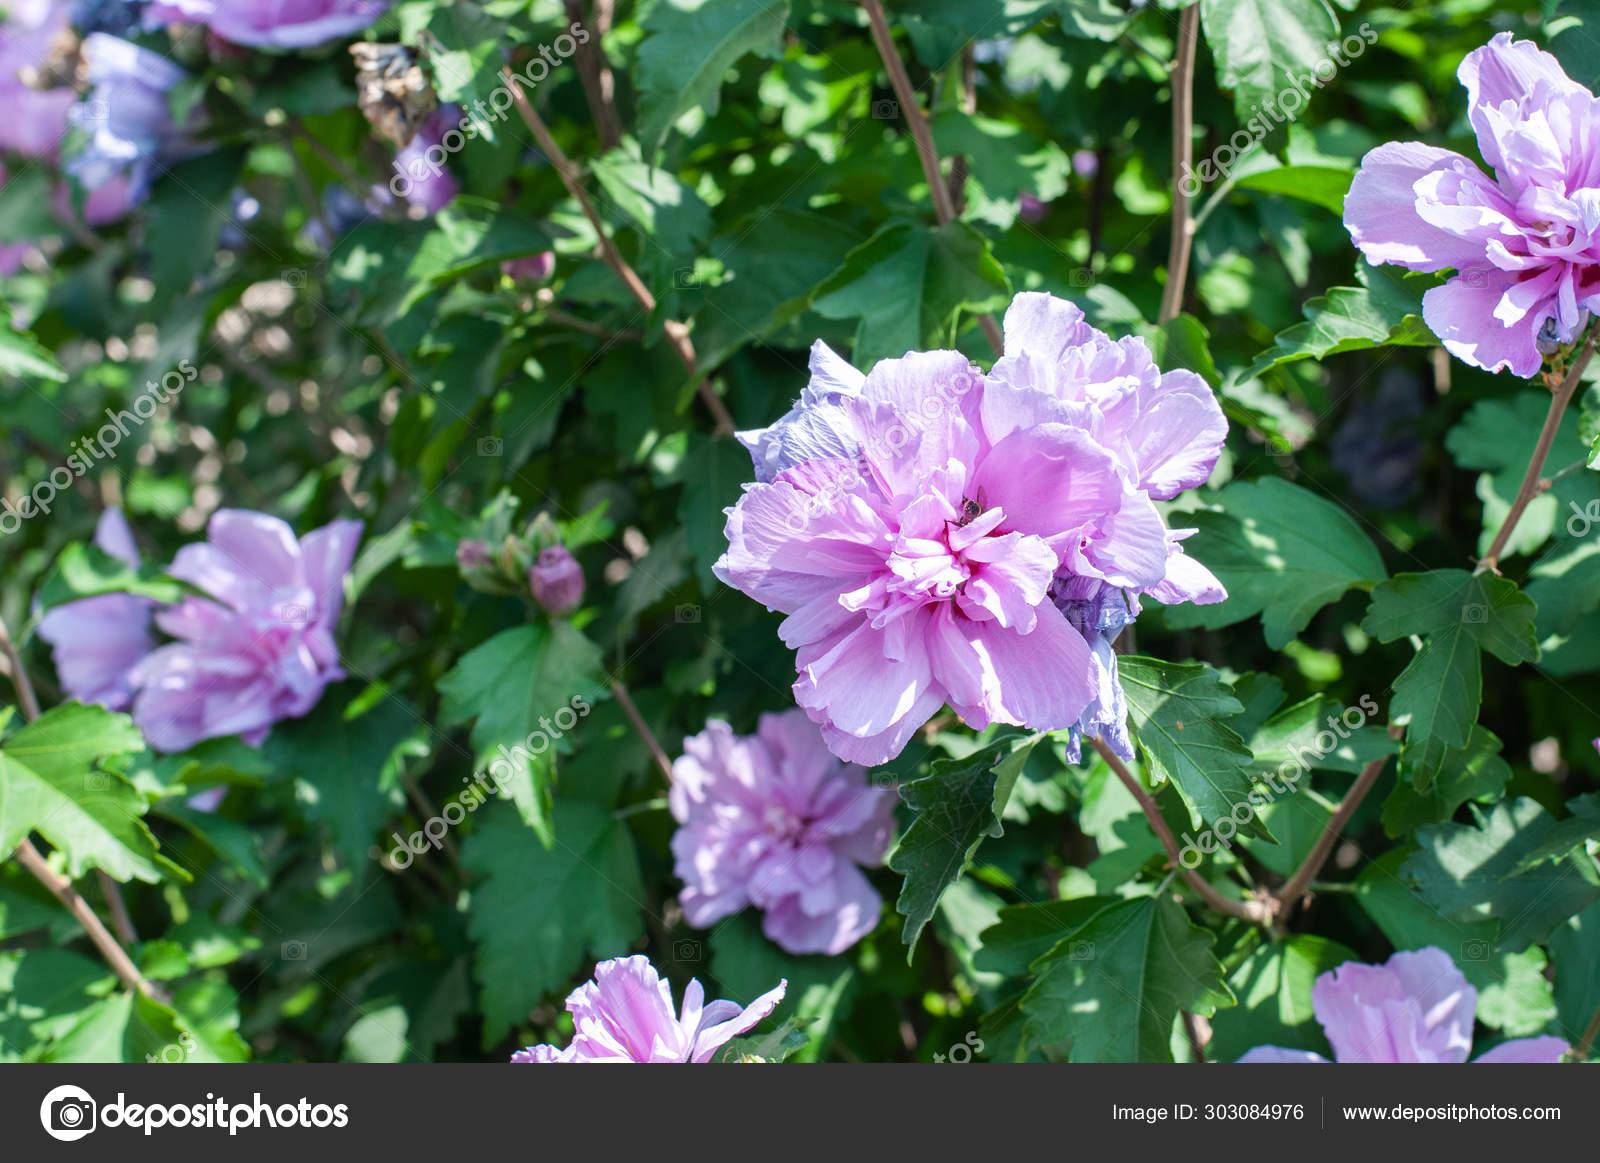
1239,263 -> 1436,382
0,705 -> 177,884
438,623 -> 607,845
1159,478 -> 1386,647
890,734 -> 1039,952
1200,0 -> 1341,126
462,803 -> 644,1044
1117,656 -> 1262,836
1402,797 -> 1600,952
1208,935 -> 1355,1061
1021,896 -> 1234,1061
635,0 -> 790,155
811,219 -> 1010,370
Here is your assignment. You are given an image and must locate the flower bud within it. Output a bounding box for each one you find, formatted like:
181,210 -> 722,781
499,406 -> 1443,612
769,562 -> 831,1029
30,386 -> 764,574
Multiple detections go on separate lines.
529,545 -> 583,615
501,251 -> 555,283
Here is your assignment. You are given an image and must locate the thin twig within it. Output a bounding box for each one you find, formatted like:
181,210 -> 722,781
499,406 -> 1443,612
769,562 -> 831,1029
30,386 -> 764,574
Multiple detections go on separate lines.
947,43 -> 975,214
1575,1000 -> 1600,1061
15,841 -> 167,1002
1476,330 -> 1598,575
1090,737 -> 1276,924
401,772 -> 460,866
0,616 -> 165,1002
499,67 -> 736,436
565,0 -> 622,151
1158,5 -> 1199,323
860,0 -> 1003,357
98,869 -> 139,946
0,615 -> 41,721
1275,723 -> 1403,913
611,680 -> 674,782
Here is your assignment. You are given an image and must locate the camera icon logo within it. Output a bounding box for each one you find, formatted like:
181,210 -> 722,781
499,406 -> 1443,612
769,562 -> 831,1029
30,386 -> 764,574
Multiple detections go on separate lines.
1461,603 -> 1488,624
673,938 -> 702,961
674,604 -> 701,624
40,1084 -> 97,1142
871,98 -> 898,119
477,437 -> 503,456
1068,940 -> 1096,961
281,939 -> 308,961
1460,938 -> 1491,962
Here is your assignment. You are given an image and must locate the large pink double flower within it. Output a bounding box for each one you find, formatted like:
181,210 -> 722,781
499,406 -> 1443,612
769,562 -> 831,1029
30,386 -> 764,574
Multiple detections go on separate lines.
716,292 -> 1227,766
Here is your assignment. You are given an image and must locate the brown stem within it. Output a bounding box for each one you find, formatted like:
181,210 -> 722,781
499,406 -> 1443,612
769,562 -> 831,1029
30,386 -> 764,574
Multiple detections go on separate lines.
1575,1000 -> 1600,1061
499,68 -> 736,435
860,0 -> 1003,357
565,0 -> 622,151
98,869 -> 139,946
611,680 -> 674,783
946,44 -> 975,214
1275,724 -> 1403,914
15,841 -> 167,1002
1091,737 -> 1276,925
0,615 -> 41,722
1157,5 -> 1199,324
0,618 -> 165,1002
1475,330 -> 1597,575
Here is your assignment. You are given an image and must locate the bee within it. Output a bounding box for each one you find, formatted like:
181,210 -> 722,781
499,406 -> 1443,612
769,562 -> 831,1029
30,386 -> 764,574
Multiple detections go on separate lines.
947,495 -> 983,534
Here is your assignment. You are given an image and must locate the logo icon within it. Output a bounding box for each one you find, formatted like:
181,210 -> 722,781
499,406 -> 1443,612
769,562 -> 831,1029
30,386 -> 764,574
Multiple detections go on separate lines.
40,1084 -> 97,1142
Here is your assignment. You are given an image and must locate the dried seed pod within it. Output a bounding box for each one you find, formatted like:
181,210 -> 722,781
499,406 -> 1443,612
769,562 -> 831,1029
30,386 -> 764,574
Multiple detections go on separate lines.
350,41 -> 436,148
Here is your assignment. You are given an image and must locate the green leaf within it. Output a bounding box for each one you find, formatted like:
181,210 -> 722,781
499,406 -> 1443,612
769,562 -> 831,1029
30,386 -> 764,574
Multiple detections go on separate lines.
889,734 -> 1040,952
1239,263 -> 1436,382
1208,935 -> 1356,1061
438,623 -> 608,845
1244,694 -> 1394,776
1549,902 -> 1600,1052
32,541 -> 187,612
590,149 -> 713,257
1117,656 -> 1261,836
0,705 -> 178,884
1402,797 -> 1600,952
1232,164 -> 1353,214
1510,793 -> 1600,873
677,434 -> 752,591
0,320 -> 66,382
462,802 -> 644,1044
1363,571 -> 1539,665
1362,571 -> 1538,766
811,219 -> 1011,370
423,1 -> 507,142
635,0 -> 790,155
266,689 -> 416,869
142,147 -> 248,314
1200,0 -> 1341,126
1021,896 -> 1234,1062
152,802 -> 268,888
972,897 -> 1120,978
709,912 -> 853,1063
1381,726 -> 1511,836
1355,848 -> 1559,1034
931,109 -> 1073,228
1159,478 -> 1387,647
1140,313 -> 1222,388
40,990 -> 186,1063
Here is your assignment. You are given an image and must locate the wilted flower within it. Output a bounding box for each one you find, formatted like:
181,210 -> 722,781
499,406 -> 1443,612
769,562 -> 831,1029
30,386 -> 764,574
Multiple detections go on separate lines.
501,251 -> 555,283
1239,947 -> 1570,1063
36,508 -> 158,711
144,0 -> 386,48
511,955 -> 786,1063
392,105 -> 461,216
131,510 -> 361,752
528,544 -> 583,615
64,33 -> 195,219
718,292 -> 1226,765
1346,33 -> 1600,376
0,0 -> 76,159
670,710 -> 895,955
